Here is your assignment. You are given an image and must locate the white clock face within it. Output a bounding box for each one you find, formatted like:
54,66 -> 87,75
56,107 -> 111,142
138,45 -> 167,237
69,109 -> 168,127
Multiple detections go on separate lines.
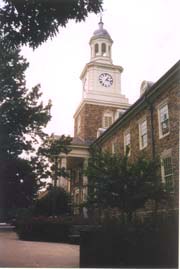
99,73 -> 113,87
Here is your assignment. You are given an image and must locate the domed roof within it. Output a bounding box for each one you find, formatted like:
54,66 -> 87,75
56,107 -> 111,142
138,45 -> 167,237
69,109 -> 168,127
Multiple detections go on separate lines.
90,19 -> 112,42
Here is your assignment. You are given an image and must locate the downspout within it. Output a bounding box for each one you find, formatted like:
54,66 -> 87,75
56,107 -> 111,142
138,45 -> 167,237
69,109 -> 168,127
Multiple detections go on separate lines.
145,95 -> 156,160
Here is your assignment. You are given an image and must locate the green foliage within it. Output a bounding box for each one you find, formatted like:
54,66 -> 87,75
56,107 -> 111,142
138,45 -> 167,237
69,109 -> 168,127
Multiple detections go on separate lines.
0,0 -> 103,48
80,212 -> 178,268
0,43 -> 51,159
0,41 -> 51,216
38,134 -> 72,187
38,134 -> 72,161
33,187 -> 71,216
86,147 -> 170,220
16,216 -> 71,243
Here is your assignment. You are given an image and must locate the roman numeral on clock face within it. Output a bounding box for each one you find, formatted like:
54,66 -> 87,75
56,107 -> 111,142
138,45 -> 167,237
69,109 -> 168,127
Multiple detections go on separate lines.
99,73 -> 113,87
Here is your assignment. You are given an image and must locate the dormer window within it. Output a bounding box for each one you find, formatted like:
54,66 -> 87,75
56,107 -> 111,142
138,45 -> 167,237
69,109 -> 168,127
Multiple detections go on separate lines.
102,43 -> 106,56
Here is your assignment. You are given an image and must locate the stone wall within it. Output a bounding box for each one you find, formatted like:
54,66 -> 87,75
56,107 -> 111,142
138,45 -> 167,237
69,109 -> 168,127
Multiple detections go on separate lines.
74,103 -> 121,142
100,82 -> 179,208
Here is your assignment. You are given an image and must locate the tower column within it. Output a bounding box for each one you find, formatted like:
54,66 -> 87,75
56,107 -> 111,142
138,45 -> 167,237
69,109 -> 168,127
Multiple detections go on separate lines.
58,156 -> 68,190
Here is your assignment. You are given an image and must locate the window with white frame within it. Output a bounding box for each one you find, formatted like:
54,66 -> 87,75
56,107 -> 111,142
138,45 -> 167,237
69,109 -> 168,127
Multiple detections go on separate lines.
103,111 -> 113,128
139,118 -> 147,149
112,142 -> 119,154
124,129 -> 131,155
158,103 -> 169,138
161,156 -> 174,191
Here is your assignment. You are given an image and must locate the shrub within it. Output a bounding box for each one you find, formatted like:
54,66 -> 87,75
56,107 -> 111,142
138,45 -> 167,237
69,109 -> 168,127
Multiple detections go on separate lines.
16,216 -> 71,243
80,212 -> 178,268
33,187 -> 71,217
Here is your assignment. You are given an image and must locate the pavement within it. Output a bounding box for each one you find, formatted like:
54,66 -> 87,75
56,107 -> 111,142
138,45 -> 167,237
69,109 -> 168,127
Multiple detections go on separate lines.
0,223 -> 80,268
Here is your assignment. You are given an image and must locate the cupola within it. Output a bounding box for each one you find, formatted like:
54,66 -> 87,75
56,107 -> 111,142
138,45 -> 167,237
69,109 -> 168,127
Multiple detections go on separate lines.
89,18 -> 113,64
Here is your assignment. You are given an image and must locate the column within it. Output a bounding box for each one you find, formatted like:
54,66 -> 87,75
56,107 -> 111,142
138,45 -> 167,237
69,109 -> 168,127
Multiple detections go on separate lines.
58,157 -> 68,190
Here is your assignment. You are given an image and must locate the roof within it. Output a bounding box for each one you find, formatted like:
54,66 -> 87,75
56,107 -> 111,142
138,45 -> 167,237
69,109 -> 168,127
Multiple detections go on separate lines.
90,19 -> 113,43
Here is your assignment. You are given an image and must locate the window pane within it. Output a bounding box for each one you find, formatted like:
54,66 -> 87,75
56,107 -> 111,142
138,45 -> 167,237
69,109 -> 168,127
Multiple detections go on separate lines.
159,104 -> 169,136
141,121 -> 147,135
165,175 -> 173,189
163,157 -> 172,175
162,157 -> 173,190
139,119 -> 147,148
142,133 -> 147,147
125,133 -> 130,146
160,104 -> 168,122
104,116 -> 112,128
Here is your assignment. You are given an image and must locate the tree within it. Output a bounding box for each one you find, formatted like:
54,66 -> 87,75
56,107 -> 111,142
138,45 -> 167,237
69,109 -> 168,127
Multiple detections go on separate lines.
38,134 -> 72,216
38,134 -> 72,186
0,0 -> 103,48
85,147 -> 170,222
33,186 -> 71,216
0,41 -> 51,217
0,41 -> 51,159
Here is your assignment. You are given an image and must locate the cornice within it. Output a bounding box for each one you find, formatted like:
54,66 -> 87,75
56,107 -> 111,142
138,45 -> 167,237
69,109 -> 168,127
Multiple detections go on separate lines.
80,61 -> 123,80
73,99 -> 130,119
89,35 -> 113,44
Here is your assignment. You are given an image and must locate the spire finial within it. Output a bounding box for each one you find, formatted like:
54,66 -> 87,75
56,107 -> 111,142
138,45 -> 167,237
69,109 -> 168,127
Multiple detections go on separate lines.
98,12 -> 104,29
100,13 -> 103,23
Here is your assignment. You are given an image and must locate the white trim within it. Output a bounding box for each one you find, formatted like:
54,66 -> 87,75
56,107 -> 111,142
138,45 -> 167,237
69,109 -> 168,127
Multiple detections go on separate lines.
103,110 -> 113,128
74,99 -> 130,119
80,61 -> 123,80
112,142 -> 120,155
124,128 -> 131,155
160,153 -> 174,190
138,117 -> 148,150
157,100 -> 170,139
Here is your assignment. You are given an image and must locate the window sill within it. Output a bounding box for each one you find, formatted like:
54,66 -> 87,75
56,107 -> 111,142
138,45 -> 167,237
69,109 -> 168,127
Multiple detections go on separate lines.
159,132 -> 170,140
139,145 -> 147,150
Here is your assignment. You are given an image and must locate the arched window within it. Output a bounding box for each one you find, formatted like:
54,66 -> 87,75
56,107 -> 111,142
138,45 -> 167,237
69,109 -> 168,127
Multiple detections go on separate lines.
102,43 -> 106,56
95,43 -> 99,55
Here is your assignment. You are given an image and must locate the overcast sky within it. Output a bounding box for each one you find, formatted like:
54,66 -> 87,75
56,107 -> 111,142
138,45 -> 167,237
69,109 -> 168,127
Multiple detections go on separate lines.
21,0 -> 180,137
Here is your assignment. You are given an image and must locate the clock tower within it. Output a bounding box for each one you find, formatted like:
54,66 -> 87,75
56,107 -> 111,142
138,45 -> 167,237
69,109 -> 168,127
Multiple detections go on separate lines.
74,19 -> 129,143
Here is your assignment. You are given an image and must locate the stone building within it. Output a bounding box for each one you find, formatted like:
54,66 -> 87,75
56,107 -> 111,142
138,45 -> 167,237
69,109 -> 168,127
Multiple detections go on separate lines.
57,20 -> 180,213
93,61 -> 180,210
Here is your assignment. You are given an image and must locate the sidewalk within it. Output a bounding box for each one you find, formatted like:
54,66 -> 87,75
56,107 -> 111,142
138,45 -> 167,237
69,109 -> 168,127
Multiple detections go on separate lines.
0,223 -> 79,268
